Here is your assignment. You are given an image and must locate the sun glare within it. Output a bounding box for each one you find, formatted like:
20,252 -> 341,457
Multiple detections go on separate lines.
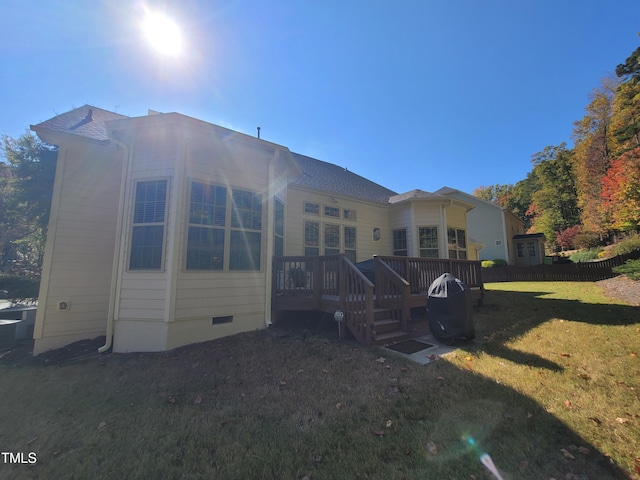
142,11 -> 183,56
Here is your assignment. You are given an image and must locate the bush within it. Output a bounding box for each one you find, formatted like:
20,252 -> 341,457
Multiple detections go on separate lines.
0,274 -> 40,302
611,233 -> 640,256
481,259 -> 508,268
613,259 -> 640,280
573,232 -> 601,250
569,250 -> 601,263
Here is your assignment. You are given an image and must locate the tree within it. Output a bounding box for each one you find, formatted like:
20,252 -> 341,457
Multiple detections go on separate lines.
571,78 -> 617,235
527,144 -> 580,248
601,147 -> 640,232
556,225 -> 582,251
0,133 -> 57,275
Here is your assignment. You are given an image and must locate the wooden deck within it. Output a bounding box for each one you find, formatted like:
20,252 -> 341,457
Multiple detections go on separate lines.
272,255 -> 484,346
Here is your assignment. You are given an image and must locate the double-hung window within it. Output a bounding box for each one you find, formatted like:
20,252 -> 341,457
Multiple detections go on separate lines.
447,227 -> 467,259
419,227 -> 439,258
344,226 -> 357,262
230,189 -> 262,270
130,179 -> 168,270
187,182 -> 226,270
393,229 -> 408,256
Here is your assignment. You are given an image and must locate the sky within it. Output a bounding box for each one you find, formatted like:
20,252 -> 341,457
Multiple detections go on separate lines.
1,0 -> 640,195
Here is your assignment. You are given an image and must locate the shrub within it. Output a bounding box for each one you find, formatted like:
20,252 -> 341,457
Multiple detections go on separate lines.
0,274 -> 40,302
573,232 -> 601,250
481,259 -> 507,268
613,259 -> 640,280
569,249 -> 601,263
611,233 -> 640,256
556,225 -> 582,250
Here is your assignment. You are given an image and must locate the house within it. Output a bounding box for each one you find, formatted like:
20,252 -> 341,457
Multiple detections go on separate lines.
31,105 -> 480,354
434,187 -> 544,265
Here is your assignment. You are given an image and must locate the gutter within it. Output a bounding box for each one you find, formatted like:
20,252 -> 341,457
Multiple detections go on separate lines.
99,134 -> 132,353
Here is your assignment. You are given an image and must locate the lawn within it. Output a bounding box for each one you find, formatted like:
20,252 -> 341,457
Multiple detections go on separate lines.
0,281 -> 638,479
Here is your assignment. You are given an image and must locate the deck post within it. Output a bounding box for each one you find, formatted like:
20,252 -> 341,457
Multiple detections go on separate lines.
312,256 -> 322,309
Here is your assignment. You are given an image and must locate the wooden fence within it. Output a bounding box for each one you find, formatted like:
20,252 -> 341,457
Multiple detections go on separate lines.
481,250 -> 640,283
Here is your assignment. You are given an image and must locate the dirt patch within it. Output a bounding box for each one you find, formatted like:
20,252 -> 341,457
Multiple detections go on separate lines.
596,275 -> 640,306
0,336 -> 107,367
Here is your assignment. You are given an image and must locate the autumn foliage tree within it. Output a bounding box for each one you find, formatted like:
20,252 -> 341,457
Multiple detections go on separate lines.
571,78 -> 617,235
601,147 -> 640,232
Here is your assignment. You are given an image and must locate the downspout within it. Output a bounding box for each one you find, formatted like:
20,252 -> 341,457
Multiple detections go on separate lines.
263,149 -> 280,327
500,209 -> 509,264
440,203 -> 448,257
99,135 -> 132,353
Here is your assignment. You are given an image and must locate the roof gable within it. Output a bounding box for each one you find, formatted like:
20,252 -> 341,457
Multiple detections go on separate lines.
31,105 -> 129,143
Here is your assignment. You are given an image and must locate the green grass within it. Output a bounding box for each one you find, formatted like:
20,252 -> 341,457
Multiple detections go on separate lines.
1,282 -> 639,479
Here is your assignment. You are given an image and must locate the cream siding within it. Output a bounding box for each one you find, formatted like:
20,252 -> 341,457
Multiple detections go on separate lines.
286,186 -> 391,261
161,132 -> 281,350
33,142 -> 123,354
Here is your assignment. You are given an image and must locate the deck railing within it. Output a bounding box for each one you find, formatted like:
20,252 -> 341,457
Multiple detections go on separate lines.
339,255 -> 375,345
376,256 -> 484,294
373,256 -> 410,332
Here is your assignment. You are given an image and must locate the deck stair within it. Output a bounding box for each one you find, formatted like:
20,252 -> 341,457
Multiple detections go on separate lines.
273,254 -> 484,347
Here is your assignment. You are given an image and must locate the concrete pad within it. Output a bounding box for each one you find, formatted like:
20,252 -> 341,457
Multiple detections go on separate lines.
383,333 -> 455,365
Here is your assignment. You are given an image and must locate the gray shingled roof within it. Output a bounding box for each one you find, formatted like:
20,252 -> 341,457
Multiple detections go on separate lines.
388,189 -> 447,204
33,106 -> 402,204
290,152 -> 397,204
31,105 -> 128,143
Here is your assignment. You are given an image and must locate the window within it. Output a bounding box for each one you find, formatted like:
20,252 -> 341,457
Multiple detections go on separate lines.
186,183 -> 262,271
447,227 -> 467,259
344,226 -> 357,262
304,202 -> 320,215
186,182 -> 226,270
343,209 -> 357,221
393,229 -> 408,256
230,189 -> 262,270
419,227 -> 439,258
517,243 -> 525,257
324,223 -> 340,255
527,241 -> 536,257
324,205 -> 340,218
274,199 -> 284,257
304,221 -> 320,256
130,179 -> 167,270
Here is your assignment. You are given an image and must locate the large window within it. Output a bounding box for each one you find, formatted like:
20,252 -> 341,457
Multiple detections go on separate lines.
230,189 -> 262,270
186,182 -> 226,270
447,227 -> 467,259
186,182 -> 262,271
130,179 -> 167,270
344,226 -> 357,262
324,223 -> 340,255
304,221 -> 320,256
393,229 -> 407,256
274,199 -> 284,257
419,227 -> 439,258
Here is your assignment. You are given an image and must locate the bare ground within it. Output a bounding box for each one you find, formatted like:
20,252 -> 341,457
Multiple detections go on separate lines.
596,275 -> 640,306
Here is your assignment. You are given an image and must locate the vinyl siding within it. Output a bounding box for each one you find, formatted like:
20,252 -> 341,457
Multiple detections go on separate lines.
117,131 -> 178,324
286,186 -> 391,261
169,133 -> 281,346
33,142 -> 123,354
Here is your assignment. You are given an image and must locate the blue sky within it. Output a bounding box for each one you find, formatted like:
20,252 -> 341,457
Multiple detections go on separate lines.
2,1 -> 639,194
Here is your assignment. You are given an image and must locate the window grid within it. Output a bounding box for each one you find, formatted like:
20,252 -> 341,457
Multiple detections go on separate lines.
419,227 -> 439,258
130,179 -> 167,270
393,229 -> 408,256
